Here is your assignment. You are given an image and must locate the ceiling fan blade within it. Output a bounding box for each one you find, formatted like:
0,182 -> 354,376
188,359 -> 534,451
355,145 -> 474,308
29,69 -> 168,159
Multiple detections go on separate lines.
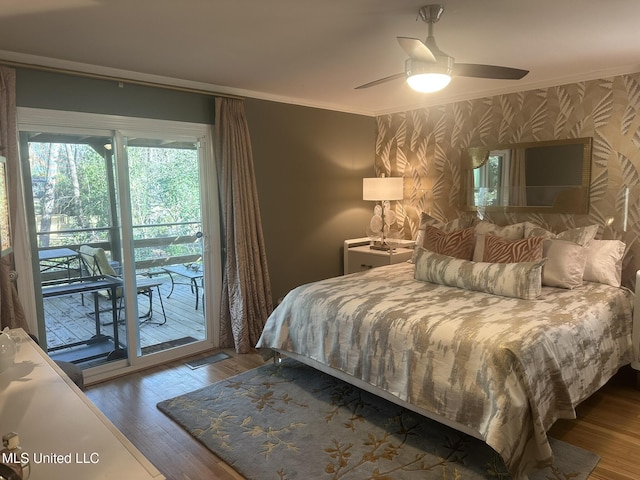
355,72 -> 405,90
453,63 -> 529,80
397,37 -> 436,63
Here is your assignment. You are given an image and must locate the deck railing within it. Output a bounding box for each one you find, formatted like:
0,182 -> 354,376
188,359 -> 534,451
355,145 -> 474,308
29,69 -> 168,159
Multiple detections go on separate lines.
37,221 -> 202,282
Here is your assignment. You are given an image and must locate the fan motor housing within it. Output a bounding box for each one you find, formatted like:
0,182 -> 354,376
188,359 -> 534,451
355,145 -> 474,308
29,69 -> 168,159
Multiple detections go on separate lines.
405,56 -> 453,77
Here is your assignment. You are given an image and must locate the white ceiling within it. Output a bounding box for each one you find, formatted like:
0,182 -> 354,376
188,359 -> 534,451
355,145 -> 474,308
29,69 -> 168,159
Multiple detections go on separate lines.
1,0 -> 639,116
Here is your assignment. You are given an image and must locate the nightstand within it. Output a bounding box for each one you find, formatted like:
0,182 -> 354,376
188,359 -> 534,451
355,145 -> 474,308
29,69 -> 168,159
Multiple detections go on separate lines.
343,238 -> 414,274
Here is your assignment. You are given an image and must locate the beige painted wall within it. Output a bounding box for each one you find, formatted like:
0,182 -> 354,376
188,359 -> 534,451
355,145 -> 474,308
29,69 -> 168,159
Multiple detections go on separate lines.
375,72 -> 640,287
15,68 -> 378,307
245,99 -> 375,302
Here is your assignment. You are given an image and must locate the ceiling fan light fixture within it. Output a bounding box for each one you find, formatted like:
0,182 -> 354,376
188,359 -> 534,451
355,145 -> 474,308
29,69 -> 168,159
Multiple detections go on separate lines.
407,72 -> 451,92
405,57 -> 453,93
356,5 -> 529,92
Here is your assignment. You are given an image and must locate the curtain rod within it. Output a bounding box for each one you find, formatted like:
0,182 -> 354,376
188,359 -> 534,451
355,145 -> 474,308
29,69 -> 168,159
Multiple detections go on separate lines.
0,59 -> 244,100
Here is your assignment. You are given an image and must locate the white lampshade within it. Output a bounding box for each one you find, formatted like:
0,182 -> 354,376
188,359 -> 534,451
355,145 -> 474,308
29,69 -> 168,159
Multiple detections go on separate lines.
363,177 -> 404,201
405,57 -> 453,93
407,72 -> 452,93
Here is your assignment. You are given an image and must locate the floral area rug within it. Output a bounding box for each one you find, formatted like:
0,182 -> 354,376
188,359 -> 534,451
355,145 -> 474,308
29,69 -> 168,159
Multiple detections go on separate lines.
157,358 -> 598,480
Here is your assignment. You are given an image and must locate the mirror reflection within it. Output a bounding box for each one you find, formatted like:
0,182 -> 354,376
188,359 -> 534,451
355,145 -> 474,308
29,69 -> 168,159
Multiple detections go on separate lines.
464,137 -> 592,214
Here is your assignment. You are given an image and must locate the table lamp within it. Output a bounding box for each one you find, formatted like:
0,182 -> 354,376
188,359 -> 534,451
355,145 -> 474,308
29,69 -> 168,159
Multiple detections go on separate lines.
363,176 -> 403,250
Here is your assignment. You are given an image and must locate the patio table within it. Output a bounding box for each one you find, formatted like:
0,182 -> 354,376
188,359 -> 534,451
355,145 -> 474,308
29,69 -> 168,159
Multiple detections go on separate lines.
162,264 -> 204,310
38,247 -> 79,282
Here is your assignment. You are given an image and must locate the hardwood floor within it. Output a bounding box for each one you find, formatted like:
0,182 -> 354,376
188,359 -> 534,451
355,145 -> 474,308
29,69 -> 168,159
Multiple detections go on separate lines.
85,355 -> 640,480
85,349 -> 264,480
549,366 -> 640,480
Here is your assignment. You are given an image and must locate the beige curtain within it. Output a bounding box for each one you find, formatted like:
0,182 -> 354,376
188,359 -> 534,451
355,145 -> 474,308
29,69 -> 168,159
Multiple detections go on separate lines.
509,148 -> 527,206
214,97 -> 273,353
0,67 -> 28,331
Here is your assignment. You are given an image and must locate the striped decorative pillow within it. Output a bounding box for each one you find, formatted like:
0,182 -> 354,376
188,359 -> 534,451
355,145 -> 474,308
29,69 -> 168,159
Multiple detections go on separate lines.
424,226 -> 475,260
483,234 -> 544,263
472,221 -> 526,261
414,212 -> 475,254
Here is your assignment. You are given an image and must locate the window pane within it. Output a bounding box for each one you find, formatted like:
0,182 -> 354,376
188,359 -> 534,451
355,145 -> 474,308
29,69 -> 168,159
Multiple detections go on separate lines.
26,134 -> 116,249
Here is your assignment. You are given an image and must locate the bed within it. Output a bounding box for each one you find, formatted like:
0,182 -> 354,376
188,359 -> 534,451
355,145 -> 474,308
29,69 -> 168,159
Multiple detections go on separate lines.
256,220 -> 637,479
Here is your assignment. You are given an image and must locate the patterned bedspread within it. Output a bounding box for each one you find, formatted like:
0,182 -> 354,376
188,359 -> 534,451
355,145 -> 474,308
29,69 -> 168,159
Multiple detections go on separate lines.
256,262 -> 634,479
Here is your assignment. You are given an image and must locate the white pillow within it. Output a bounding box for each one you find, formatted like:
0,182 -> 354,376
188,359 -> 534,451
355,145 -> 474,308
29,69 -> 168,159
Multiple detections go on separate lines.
541,239 -> 587,289
583,240 -> 626,287
475,221 -> 525,239
525,224 -> 599,246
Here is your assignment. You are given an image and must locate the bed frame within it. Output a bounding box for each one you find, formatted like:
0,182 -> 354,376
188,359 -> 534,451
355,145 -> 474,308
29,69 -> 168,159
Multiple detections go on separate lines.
275,350 -> 484,439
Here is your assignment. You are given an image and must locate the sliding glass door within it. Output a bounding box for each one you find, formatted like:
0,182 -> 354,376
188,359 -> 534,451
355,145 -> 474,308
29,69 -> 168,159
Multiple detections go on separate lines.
21,131 -> 127,365
18,108 -> 219,380
121,136 -> 207,357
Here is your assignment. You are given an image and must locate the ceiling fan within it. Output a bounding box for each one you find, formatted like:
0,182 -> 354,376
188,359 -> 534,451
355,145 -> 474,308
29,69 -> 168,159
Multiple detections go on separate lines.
356,4 -> 529,92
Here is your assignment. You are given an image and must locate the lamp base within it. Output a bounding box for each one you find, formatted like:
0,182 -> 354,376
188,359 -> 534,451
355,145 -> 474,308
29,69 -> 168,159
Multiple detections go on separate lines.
369,242 -> 394,252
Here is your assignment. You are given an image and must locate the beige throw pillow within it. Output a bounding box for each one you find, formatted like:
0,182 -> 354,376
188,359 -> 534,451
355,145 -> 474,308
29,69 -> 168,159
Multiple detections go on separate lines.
541,239 -> 588,289
583,240 -> 626,287
525,224 -> 599,246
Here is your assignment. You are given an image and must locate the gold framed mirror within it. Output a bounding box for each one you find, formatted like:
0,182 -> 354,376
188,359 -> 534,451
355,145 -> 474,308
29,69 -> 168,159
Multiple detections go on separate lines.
462,137 -> 592,214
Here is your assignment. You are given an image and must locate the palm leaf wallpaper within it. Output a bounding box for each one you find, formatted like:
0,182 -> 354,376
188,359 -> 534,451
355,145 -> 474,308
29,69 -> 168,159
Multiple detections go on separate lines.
375,72 -> 640,287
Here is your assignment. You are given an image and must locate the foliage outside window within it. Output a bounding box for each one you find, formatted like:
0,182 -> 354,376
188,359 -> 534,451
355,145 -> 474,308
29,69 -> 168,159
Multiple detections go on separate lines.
473,154 -> 503,206
27,135 -> 201,269
29,140 -> 112,247
127,144 -> 201,265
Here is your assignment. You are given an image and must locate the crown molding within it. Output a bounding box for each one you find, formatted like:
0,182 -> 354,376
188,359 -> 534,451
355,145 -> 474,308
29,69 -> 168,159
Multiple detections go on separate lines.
374,64 -> 640,116
1,50 -> 639,118
0,50 -> 379,117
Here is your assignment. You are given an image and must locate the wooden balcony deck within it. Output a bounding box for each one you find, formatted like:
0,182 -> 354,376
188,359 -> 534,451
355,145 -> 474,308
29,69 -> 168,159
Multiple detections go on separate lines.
42,272 -> 206,366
